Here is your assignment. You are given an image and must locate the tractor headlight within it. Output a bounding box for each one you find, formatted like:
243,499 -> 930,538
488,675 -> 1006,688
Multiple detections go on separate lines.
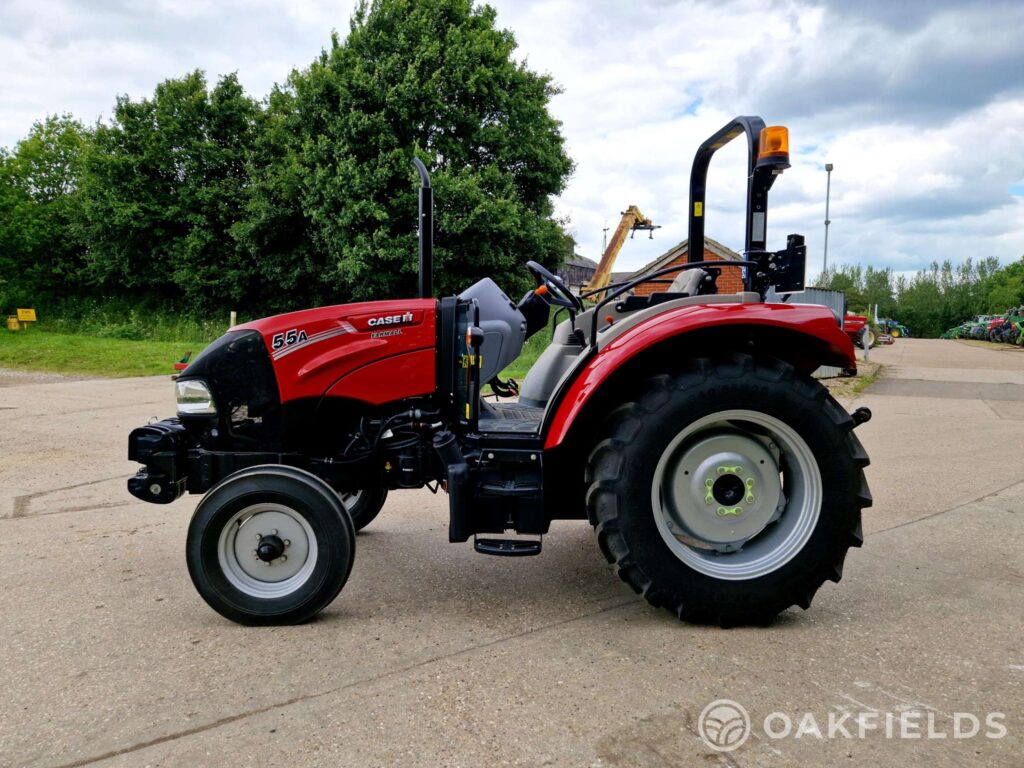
176,379 -> 217,415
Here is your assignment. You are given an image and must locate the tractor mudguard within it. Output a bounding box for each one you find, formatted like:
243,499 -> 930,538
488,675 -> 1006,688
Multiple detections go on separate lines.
543,301 -> 855,450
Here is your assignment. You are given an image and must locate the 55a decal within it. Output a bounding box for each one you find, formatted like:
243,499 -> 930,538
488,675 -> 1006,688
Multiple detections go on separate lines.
271,328 -> 308,350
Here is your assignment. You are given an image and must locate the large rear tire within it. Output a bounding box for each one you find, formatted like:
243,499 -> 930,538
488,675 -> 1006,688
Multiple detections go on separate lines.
186,465 -> 355,625
585,355 -> 871,626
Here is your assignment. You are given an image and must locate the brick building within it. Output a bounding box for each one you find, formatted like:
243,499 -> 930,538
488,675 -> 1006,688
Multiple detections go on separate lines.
626,236 -> 746,296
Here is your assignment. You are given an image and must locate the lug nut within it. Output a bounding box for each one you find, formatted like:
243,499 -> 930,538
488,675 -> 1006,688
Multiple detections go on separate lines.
271,529 -> 278,535
256,533 -> 262,540
280,555 -> 287,562
284,539 -> 291,547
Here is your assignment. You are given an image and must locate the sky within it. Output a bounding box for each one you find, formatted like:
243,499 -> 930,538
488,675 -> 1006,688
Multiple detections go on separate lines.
2,0 -> 1023,278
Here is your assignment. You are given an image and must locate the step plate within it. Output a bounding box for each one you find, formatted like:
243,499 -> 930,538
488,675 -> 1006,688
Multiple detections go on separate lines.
473,538 -> 542,557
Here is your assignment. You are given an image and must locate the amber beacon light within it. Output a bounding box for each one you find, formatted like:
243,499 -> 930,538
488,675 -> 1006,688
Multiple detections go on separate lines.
757,125 -> 790,169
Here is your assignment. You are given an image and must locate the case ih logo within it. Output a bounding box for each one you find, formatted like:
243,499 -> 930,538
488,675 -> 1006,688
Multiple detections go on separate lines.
367,312 -> 414,327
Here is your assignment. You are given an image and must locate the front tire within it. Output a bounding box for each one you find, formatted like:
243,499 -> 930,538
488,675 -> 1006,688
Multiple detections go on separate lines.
186,465 -> 356,625
336,487 -> 388,532
585,356 -> 871,626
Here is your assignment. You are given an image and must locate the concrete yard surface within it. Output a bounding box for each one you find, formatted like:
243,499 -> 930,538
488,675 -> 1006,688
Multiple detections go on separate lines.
0,338 -> 1021,767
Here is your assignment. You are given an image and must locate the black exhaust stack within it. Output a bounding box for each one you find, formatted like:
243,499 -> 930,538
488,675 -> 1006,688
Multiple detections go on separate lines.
412,158 -> 433,299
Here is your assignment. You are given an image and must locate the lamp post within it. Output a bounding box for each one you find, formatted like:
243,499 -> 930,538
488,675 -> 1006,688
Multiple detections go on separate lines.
823,163 -> 834,276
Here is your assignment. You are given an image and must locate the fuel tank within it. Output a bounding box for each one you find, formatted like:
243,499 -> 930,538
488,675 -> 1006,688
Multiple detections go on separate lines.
235,299 -> 438,405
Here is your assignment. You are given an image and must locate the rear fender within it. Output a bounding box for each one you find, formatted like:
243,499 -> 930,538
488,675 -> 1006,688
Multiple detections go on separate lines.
542,302 -> 855,450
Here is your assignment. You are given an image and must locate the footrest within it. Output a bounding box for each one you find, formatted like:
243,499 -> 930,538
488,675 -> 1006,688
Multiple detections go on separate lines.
479,481 -> 541,497
473,537 -> 542,557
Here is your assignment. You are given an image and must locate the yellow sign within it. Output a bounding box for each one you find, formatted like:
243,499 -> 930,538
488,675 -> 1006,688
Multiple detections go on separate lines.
693,202 -> 703,217
16,308 -> 36,322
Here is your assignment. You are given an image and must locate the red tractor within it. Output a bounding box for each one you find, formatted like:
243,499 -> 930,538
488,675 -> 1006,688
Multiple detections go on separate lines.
128,117 -> 871,627
843,314 -> 875,348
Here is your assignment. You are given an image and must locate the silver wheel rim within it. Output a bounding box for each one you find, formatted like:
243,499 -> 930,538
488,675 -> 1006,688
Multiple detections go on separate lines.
217,503 -> 318,598
650,409 -> 822,581
338,490 -> 362,512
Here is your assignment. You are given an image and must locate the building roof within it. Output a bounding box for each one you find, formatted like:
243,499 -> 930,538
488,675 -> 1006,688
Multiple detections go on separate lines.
563,254 -> 598,270
627,236 -> 741,279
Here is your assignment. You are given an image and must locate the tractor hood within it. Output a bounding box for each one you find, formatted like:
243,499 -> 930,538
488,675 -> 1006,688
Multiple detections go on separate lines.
233,298 -> 439,405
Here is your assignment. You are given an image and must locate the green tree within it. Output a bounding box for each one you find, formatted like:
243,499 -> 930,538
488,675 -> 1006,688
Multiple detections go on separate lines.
981,257 -> 1024,312
80,71 -> 260,308
231,85 -> 331,313
862,266 -> 895,317
237,0 -> 573,307
891,257 -> 1002,337
818,264 -> 865,308
0,115 -> 89,304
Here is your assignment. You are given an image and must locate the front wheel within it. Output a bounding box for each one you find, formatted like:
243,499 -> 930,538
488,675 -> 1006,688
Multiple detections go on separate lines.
186,465 -> 356,625
586,356 -> 871,626
336,487 -> 388,532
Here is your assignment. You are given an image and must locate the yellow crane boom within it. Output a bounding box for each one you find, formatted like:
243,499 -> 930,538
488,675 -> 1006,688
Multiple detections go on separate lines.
585,205 -> 659,297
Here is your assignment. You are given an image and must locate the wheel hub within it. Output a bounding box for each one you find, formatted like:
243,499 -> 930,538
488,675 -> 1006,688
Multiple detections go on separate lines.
650,410 -> 823,581
661,431 -> 782,551
256,534 -> 285,562
221,505 -> 314,590
709,473 -> 747,509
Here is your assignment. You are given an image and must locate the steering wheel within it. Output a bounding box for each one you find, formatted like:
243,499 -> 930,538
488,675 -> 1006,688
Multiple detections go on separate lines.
526,261 -> 584,312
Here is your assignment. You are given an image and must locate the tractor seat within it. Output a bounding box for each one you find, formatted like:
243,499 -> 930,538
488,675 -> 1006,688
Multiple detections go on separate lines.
614,268 -> 706,313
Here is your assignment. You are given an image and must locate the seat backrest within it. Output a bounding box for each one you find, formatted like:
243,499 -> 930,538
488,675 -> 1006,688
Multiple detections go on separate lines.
668,268 -> 706,294
458,278 -> 527,383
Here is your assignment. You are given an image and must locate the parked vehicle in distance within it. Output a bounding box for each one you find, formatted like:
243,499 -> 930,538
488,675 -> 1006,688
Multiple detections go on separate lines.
843,314 -> 875,348
878,318 -> 910,338
942,309 -> 1024,343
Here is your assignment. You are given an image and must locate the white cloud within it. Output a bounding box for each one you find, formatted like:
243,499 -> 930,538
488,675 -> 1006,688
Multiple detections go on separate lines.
1,0 -> 1022,276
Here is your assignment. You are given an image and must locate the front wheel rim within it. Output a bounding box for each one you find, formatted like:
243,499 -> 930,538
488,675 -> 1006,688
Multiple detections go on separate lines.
651,409 -> 822,580
217,503 -> 318,598
338,490 -> 362,511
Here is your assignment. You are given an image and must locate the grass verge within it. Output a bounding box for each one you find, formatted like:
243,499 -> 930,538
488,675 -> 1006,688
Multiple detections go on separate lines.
496,325 -> 554,384
0,330 -> 203,378
821,359 -> 881,400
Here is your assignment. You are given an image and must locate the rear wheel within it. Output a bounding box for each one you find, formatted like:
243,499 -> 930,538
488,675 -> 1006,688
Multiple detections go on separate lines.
186,465 -> 355,625
585,356 -> 871,626
859,328 -> 876,348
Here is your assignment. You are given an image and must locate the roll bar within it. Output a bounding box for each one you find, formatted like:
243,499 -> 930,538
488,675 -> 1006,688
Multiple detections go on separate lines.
687,116 -> 790,291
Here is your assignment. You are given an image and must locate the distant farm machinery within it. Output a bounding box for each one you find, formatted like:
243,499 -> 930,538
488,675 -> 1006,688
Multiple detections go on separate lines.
943,308 -> 1024,345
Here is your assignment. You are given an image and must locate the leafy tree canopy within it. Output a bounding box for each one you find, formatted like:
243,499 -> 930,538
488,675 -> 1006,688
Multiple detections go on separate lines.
238,0 -> 573,307
0,115 -> 89,303
80,71 -> 261,308
817,256 -> 1019,337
